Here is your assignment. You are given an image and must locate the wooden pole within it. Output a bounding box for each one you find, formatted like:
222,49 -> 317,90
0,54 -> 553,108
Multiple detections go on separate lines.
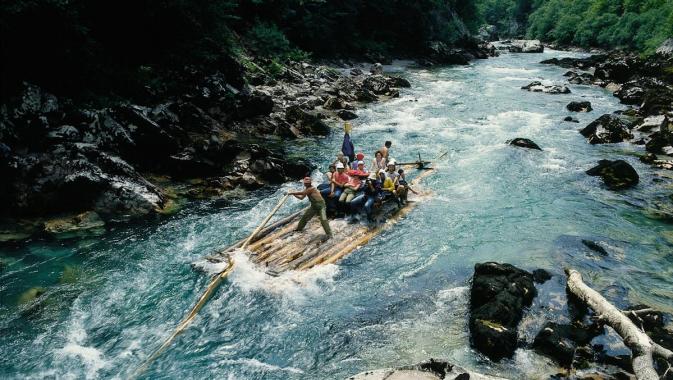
133,194 -> 291,377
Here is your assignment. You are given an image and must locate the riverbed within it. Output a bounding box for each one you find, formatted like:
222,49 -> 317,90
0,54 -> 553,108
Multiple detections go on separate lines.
2,49 -> 673,379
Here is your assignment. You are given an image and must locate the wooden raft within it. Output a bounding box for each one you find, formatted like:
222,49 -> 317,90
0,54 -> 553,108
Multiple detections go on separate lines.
206,167 -> 435,274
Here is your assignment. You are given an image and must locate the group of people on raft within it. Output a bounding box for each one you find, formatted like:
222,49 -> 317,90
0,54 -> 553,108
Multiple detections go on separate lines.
289,126 -> 419,239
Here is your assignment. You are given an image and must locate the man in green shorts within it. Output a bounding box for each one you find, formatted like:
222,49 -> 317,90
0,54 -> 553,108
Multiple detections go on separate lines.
289,177 -> 332,239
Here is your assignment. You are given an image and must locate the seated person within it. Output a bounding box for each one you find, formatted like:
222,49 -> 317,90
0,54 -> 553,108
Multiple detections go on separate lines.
333,153 -> 349,169
318,164 -> 336,197
327,163 -> 350,208
396,168 -> 419,205
351,152 -> 366,169
371,150 -> 387,173
338,172 -> 364,208
350,176 -> 382,221
350,160 -> 369,176
379,169 -> 400,206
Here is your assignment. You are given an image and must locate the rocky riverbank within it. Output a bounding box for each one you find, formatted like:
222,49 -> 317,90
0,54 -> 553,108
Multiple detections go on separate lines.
0,42 -> 495,242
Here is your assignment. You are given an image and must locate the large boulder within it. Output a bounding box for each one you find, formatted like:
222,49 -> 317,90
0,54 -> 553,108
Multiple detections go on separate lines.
425,41 -> 470,65
567,101 -> 593,112
3,143 -> 165,219
579,114 -> 634,144
508,138 -> 542,150
586,159 -> 639,190
285,105 -> 330,135
508,40 -> 544,53
234,90 -> 274,119
362,75 -> 391,95
470,262 -> 537,361
386,76 -> 411,88
522,81 -> 571,94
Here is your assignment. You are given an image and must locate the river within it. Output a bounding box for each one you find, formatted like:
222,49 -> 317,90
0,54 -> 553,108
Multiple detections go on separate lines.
2,48 -> 673,379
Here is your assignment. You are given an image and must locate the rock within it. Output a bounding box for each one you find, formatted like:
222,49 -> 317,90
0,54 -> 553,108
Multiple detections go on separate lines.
348,359 -> 506,380
323,96 -> 345,110
508,40 -> 544,53
637,115 -> 668,133
656,38 -> 673,58
43,211 -> 105,238
362,75 -> 391,95
370,63 -> 384,75
234,90 -> 274,119
18,287 -> 47,305
532,269 -> 552,284
586,160 -> 639,190
579,114 -> 634,144
4,143 -> 165,219
645,126 -> 673,154
508,138 -> 542,150
582,240 -> 608,256
350,68 -> 363,76
567,101 -> 593,112
355,88 -> 378,102
532,322 -> 601,366
640,153 -> 657,163
425,41 -> 470,65
46,125 -> 80,142
387,76 -> 411,88
564,116 -> 580,123
470,262 -> 537,361
285,105 -> 330,135
337,110 -> 358,120
521,81 -> 571,94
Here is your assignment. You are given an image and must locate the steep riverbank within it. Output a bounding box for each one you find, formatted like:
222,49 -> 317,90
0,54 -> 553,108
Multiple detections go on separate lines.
0,42 -> 494,243
2,47 -> 673,379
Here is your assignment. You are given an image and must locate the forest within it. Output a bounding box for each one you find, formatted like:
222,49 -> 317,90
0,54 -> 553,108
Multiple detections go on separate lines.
1,0 -> 672,101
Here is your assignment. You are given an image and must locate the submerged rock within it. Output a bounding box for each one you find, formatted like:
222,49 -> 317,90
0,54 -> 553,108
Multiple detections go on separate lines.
564,116 -> 580,123
582,240 -> 609,256
470,262 -> 537,361
532,322 -> 602,367
43,211 -> 105,238
579,114 -> 634,144
532,269 -> 552,284
508,138 -> 542,150
567,101 -> 593,112
586,160 -> 639,190
522,81 -> 571,94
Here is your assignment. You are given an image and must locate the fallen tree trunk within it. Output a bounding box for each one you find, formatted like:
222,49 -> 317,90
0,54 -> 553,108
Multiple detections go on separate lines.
565,269 -> 673,380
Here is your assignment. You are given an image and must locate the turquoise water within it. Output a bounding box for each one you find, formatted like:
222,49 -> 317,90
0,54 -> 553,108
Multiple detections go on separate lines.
2,49 -> 673,379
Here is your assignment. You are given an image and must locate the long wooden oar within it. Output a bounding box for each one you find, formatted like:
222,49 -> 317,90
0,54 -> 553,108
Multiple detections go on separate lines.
132,194 -> 290,378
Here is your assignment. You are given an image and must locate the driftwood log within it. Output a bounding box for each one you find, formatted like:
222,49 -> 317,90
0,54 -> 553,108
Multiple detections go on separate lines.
565,269 -> 673,380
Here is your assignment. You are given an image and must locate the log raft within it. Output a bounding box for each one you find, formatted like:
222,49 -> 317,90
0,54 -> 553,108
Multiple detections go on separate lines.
205,166 -> 435,274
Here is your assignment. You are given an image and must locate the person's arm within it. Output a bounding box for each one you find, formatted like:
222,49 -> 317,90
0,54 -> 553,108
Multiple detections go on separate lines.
288,189 -> 308,199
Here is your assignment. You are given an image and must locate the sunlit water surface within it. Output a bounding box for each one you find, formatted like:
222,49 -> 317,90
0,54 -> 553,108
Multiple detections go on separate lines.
2,49 -> 673,379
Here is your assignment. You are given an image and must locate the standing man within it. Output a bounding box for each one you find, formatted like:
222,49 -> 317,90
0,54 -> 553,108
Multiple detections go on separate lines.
381,141 -> 392,162
289,177 -> 332,239
342,122 -> 355,163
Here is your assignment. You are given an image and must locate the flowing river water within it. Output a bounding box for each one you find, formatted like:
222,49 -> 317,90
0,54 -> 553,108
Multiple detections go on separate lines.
2,49 -> 673,379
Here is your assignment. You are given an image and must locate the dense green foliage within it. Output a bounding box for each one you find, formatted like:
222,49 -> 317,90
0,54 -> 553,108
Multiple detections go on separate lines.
525,0 -> 673,52
475,0 -> 673,53
0,0 -> 477,100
